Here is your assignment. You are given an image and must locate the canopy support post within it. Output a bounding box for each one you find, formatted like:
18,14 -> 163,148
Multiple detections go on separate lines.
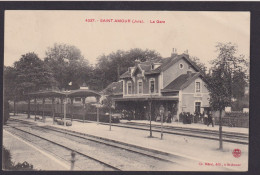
42,98 -> 45,123
64,97 -> 67,126
83,97 -> 86,123
52,97 -> 55,124
34,98 -> 37,121
27,98 -> 31,119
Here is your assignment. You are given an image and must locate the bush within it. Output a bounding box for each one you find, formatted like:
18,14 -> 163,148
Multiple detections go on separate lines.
2,147 -> 13,170
2,147 -> 34,170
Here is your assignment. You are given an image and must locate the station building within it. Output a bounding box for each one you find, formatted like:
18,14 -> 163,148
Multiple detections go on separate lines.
103,53 -> 210,121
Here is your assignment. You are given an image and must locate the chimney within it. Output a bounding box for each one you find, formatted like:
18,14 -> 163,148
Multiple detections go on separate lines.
184,49 -> 189,55
187,71 -> 192,78
171,48 -> 178,57
135,59 -> 140,66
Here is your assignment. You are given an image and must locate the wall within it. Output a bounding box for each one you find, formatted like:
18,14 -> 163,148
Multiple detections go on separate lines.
123,75 -> 159,95
182,77 -> 208,94
181,77 -> 210,114
163,58 -> 196,88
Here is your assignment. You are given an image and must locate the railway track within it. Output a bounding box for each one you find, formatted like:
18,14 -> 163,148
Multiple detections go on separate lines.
5,119 -> 195,171
83,120 -> 249,145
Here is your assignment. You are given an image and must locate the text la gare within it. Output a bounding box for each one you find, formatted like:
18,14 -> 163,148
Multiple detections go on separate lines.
150,20 -> 165,24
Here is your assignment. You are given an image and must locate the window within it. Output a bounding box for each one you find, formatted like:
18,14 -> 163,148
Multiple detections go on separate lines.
195,102 -> 201,113
151,64 -> 154,70
179,63 -> 184,69
149,79 -> 155,93
127,82 -> 132,94
138,81 -> 143,94
195,82 -> 201,93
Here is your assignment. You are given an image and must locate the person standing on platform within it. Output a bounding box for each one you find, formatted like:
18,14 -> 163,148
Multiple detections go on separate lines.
207,111 -> 214,127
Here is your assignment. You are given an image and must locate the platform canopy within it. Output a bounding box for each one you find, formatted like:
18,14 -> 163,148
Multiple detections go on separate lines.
27,90 -> 67,98
67,89 -> 101,98
27,89 -> 101,98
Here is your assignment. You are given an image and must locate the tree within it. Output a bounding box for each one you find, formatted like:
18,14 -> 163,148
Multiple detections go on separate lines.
207,42 -> 248,150
44,43 -> 92,90
4,66 -> 18,101
190,56 -> 207,74
95,48 -> 162,90
14,52 -> 56,96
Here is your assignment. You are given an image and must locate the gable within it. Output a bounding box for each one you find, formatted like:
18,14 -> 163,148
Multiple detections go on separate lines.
182,76 -> 209,93
132,65 -> 143,76
162,58 -> 197,88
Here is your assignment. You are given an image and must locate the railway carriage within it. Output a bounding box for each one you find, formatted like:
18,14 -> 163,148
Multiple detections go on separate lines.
9,89 -> 120,123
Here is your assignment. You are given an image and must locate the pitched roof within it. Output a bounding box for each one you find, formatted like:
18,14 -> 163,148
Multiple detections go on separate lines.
120,53 -> 205,78
161,72 -> 200,92
101,81 -> 123,95
139,64 -> 152,72
146,54 -> 205,75
119,71 -> 131,79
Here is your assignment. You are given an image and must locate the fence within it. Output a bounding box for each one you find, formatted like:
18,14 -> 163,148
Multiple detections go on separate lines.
214,112 -> 249,128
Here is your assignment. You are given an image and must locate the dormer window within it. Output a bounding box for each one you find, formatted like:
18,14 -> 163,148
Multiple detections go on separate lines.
151,64 -> 154,70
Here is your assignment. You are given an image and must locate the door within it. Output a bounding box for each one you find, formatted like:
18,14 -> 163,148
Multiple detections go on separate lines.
195,102 -> 201,113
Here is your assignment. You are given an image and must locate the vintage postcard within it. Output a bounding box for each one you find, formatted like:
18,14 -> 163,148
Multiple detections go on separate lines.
3,10 -> 249,171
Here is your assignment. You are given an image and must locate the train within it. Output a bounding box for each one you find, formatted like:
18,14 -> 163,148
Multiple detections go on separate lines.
9,101 -> 120,123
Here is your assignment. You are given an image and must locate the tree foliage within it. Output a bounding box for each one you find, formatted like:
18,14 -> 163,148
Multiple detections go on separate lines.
12,52 -> 56,99
95,48 -> 162,90
4,52 -> 56,113
207,42 -> 249,111
190,56 -> 207,74
4,66 -> 18,101
44,43 -> 92,90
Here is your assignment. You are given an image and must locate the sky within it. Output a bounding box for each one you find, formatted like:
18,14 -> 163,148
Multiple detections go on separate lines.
4,11 -> 250,68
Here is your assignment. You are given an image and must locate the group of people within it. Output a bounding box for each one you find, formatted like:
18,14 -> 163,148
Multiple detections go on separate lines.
178,111 -> 214,127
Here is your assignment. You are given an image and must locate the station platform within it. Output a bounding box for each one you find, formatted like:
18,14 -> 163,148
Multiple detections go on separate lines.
3,129 -> 70,170
120,119 -> 249,135
6,114 -> 249,171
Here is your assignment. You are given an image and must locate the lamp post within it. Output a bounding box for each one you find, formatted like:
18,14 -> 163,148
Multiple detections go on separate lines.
148,85 -> 153,138
159,105 -> 165,140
